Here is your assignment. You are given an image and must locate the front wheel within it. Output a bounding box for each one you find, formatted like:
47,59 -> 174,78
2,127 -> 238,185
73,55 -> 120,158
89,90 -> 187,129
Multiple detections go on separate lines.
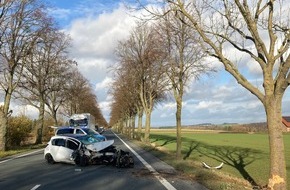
73,151 -> 88,167
76,155 -> 88,167
45,154 -> 55,164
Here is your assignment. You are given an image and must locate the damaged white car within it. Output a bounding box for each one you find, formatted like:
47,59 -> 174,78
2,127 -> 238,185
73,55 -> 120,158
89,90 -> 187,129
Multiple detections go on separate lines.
44,134 -> 134,167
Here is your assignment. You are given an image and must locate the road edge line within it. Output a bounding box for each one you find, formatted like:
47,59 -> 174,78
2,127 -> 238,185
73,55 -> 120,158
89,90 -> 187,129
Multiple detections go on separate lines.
112,131 -> 177,190
0,149 -> 43,164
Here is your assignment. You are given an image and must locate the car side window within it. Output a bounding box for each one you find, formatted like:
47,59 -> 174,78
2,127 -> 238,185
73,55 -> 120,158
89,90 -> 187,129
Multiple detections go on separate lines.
56,128 -> 74,134
66,139 -> 80,150
75,129 -> 85,134
52,139 -> 65,147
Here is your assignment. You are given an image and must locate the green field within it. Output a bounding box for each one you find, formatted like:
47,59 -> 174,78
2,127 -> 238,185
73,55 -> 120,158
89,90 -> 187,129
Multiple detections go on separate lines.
148,130 -> 290,189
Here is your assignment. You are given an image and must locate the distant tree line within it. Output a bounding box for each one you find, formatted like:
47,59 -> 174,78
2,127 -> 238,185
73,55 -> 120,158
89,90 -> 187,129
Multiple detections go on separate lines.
183,123 -> 268,133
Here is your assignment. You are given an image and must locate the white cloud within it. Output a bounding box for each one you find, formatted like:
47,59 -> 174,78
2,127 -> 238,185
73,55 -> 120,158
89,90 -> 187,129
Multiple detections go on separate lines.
99,100 -> 112,118
64,3 -> 139,96
7,104 -> 38,119
75,58 -> 108,84
39,1 -> 290,127
95,77 -> 114,91
162,102 -> 176,109
67,4 -> 136,61
195,100 -> 223,110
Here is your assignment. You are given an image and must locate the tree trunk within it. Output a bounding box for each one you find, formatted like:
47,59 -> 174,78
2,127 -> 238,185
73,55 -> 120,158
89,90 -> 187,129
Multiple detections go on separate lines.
52,111 -> 58,126
124,118 -> 127,135
119,121 -> 124,133
143,110 -> 151,143
176,96 -> 182,159
35,100 -> 45,144
265,95 -> 287,190
0,111 -> 8,151
0,90 -> 13,151
137,107 -> 143,140
130,115 -> 135,139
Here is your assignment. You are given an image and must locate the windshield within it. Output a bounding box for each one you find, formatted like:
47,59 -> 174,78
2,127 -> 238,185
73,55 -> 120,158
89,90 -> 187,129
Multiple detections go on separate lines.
76,135 -> 100,144
56,128 -> 74,135
82,128 -> 99,135
69,118 -> 88,127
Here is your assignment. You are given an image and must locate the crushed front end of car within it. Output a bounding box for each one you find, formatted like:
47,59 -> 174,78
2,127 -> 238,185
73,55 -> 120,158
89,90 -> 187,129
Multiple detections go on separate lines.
70,138 -> 134,168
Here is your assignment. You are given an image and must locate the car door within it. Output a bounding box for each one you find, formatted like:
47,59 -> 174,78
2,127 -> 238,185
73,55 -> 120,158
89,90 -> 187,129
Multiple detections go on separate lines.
52,138 -> 80,164
50,138 -> 68,162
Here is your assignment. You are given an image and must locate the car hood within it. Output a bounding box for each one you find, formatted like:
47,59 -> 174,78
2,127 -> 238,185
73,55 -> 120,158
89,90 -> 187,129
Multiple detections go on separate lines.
85,139 -> 114,152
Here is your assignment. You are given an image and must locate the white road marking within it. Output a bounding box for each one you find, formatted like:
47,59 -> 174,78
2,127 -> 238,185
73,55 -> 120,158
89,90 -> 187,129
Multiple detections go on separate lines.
0,149 -> 43,164
1,137 -> 176,189
31,184 -> 41,190
113,132 -> 177,190
0,150 -> 43,190
0,158 -> 13,164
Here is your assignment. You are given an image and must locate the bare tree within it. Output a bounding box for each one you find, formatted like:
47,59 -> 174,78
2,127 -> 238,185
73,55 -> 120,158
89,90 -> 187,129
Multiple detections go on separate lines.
159,0 -> 289,189
76,84 -> 105,126
60,68 -> 106,127
0,0 -> 52,150
109,66 -> 140,138
61,69 -> 88,116
157,11 -> 214,159
0,1 -> 13,46
16,30 -> 72,144
113,23 -> 168,142
44,59 -> 76,126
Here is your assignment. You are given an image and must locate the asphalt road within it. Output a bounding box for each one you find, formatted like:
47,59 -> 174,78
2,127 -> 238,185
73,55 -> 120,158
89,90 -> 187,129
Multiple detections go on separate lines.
0,130 -> 207,190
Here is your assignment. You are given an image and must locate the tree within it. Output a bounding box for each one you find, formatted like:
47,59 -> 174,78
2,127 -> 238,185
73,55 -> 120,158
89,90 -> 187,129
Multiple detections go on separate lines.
60,68 -> 106,127
16,29 -> 72,144
61,69 -> 88,116
0,0 -> 52,150
6,115 -> 33,148
109,66 -> 140,138
163,0 -> 289,189
44,59 -> 76,126
157,10 -> 214,159
113,23 -> 168,142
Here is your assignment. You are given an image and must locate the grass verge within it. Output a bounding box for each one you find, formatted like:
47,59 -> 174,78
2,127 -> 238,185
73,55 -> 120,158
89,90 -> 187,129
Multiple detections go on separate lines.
134,131 -> 290,190
0,144 -> 45,159
134,140 -> 253,190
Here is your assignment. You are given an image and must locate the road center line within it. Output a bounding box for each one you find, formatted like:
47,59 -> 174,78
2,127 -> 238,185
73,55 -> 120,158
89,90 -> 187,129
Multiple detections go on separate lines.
113,131 -> 177,190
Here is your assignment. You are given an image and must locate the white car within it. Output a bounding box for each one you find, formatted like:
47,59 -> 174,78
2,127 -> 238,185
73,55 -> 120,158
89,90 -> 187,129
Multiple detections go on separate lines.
55,127 -> 107,141
44,135 -> 115,166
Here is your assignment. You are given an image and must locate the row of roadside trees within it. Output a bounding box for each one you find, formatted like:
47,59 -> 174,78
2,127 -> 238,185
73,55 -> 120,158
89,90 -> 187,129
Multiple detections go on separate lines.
109,13 -> 214,158
109,1 -> 290,189
0,0 -> 106,151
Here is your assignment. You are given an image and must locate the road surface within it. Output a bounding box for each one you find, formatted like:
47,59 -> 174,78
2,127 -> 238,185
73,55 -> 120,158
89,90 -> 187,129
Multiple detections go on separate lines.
0,130 -> 207,190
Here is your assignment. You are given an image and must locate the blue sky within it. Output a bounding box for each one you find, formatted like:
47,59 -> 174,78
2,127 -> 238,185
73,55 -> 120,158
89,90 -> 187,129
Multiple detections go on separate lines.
27,0 -> 290,126
45,0 -> 123,26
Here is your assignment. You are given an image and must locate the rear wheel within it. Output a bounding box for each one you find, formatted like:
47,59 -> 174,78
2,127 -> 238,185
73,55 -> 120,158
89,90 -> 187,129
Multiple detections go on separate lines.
45,154 -> 55,164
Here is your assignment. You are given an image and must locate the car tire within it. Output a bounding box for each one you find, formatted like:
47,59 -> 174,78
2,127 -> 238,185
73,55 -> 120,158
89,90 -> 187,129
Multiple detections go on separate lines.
78,155 -> 88,167
45,153 -> 55,164
74,153 -> 88,167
